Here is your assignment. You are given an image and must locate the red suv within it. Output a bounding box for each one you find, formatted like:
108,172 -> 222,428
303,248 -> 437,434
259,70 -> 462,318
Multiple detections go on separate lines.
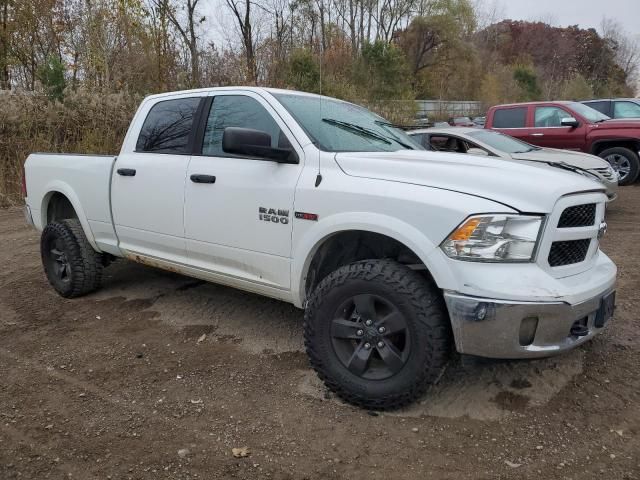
485,101 -> 640,185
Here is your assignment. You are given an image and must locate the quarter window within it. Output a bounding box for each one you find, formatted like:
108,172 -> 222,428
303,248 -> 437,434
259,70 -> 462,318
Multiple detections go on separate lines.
136,97 -> 201,154
493,107 -> 527,128
613,101 -> 640,118
202,95 -> 287,156
534,106 -> 569,127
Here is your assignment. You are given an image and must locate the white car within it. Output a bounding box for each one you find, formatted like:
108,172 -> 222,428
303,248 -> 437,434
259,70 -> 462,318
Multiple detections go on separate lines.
409,127 -> 619,201
23,88 -> 616,410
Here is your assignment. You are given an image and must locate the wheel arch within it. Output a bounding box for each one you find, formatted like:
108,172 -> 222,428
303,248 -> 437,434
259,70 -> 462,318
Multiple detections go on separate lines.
590,138 -> 640,156
291,214 -> 450,308
39,183 -> 100,252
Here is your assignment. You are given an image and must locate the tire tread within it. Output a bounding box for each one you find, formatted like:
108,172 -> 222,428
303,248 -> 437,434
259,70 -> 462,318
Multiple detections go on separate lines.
303,259 -> 451,410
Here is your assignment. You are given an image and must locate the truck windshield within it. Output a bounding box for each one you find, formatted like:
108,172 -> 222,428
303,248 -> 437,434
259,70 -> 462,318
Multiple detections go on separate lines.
568,102 -> 611,123
273,93 -> 423,152
467,130 -> 540,154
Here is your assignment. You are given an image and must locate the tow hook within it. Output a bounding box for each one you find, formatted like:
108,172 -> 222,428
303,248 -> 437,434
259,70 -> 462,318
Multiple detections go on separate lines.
570,323 -> 589,337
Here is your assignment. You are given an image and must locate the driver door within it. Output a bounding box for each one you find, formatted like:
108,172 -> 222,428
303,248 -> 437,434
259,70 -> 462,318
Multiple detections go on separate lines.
183,92 -> 304,290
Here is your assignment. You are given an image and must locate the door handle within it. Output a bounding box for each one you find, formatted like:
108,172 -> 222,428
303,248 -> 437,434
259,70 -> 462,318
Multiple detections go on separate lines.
530,133 -> 544,137
117,168 -> 136,176
190,174 -> 216,184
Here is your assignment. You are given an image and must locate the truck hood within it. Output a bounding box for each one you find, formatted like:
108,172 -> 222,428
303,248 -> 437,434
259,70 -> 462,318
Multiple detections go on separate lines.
334,150 -> 605,213
590,118 -> 640,132
510,148 -> 607,169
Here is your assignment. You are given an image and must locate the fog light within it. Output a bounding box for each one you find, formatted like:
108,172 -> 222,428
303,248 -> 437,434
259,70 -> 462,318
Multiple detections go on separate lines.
519,317 -> 538,346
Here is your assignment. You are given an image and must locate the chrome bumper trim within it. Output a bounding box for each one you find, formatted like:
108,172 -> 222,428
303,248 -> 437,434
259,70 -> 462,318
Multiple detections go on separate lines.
444,287 -> 615,359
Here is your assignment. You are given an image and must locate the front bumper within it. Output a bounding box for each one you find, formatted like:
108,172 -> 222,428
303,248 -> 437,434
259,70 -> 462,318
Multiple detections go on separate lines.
444,286 -> 615,359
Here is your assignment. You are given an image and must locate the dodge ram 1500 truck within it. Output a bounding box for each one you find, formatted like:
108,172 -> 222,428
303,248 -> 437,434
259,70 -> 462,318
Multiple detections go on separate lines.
24,87 -> 617,410
485,100 -> 640,185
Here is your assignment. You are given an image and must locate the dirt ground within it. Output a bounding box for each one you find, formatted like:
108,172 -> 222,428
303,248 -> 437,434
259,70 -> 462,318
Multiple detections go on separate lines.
1,188 -> 639,480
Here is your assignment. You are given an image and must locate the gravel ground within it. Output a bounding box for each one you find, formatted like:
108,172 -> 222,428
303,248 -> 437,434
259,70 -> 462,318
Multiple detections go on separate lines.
1,187 -> 639,479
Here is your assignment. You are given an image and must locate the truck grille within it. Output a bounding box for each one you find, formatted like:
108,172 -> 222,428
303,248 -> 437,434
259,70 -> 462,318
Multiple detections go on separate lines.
548,239 -> 591,267
592,167 -> 616,182
558,203 -> 596,228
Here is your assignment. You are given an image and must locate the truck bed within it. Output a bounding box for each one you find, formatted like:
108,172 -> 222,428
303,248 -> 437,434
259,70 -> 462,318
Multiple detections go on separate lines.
24,153 -> 119,254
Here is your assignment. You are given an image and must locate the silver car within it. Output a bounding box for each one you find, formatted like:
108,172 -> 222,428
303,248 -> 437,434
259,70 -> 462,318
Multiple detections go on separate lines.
408,127 -> 619,202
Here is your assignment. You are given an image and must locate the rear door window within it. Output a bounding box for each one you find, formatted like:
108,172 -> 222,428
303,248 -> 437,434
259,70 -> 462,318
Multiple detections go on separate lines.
492,107 -> 527,128
136,97 -> 201,154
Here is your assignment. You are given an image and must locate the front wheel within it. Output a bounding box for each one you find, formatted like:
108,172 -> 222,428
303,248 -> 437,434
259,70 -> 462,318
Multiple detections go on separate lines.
41,219 -> 103,298
600,147 -> 639,186
304,260 -> 451,410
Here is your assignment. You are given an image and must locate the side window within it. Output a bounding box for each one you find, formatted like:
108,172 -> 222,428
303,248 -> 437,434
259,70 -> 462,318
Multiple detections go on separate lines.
429,135 -> 463,152
410,133 -> 430,149
534,106 -> 568,127
493,107 -> 527,128
613,101 -> 640,118
136,97 -> 201,153
585,101 -> 609,115
202,95 -> 286,156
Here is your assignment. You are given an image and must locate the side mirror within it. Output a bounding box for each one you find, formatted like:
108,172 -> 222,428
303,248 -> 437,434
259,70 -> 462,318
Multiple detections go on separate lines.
561,117 -> 580,128
222,127 -> 298,164
466,147 -> 489,156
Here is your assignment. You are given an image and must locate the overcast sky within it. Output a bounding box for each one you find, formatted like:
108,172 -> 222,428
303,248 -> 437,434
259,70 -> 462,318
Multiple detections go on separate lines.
496,0 -> 640,35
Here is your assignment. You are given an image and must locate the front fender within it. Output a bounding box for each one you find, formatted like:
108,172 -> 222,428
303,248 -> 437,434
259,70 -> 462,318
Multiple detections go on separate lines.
39,181 -> 101,252
290,211 -> 455,308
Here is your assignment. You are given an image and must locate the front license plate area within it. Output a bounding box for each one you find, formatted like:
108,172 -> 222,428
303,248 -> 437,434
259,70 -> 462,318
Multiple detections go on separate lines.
595,291 -> 615,328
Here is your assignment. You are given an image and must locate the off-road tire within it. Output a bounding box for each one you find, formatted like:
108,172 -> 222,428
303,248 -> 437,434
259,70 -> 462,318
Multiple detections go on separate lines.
41,219 -> 103,298
599,147 -> 639,186
304,259 -> 452,410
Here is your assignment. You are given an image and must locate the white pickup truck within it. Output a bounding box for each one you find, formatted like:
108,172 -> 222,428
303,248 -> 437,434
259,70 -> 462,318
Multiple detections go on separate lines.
24,87 -> 617,409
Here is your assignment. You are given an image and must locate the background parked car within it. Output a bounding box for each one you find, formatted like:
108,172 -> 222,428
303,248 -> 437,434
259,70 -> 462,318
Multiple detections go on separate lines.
414,113 -> 431,127
485,101 -> 640,185
582,98 -> 640,119
448,116 -> 475,127
408,127 -> 618,201
472,116 -> 486,127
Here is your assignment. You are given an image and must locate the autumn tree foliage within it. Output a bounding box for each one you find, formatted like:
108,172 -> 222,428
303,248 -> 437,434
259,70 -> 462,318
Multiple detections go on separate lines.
0,1 -> 636,103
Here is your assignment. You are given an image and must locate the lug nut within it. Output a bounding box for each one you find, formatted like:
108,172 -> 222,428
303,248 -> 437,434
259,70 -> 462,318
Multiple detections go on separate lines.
377,341 -> 384,348
365,319 -> 373,326
378,326 -> 386,334
364,342 -> 371,349
356,329 -> 364,336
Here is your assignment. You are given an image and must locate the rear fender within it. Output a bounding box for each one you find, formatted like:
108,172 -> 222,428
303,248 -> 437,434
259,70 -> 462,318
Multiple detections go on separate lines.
39,180 -> 101,252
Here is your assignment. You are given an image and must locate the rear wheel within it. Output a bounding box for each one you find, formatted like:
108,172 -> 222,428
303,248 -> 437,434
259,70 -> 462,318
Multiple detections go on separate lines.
304,259 -> 451,410
600,147 -> 639,185
41,219 -> 103,298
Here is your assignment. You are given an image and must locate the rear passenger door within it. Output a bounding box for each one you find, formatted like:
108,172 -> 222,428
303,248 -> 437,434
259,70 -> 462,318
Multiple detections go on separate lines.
112,95 -> 203,264
183,92 -> 304,290
490,106 -> 530,142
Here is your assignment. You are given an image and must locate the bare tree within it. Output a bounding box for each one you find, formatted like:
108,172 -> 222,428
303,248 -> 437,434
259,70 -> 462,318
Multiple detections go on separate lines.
601,17 -> 640,93
225,0 -> 258,84
154,0 -> 203,87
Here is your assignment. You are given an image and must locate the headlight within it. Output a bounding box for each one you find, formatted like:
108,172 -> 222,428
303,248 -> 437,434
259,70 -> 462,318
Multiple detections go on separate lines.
441,215 -> 543,262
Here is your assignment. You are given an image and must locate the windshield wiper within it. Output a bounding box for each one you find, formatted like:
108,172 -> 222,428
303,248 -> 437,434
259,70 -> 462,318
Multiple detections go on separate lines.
322,118 -> 391,144
373,120 -> 416,149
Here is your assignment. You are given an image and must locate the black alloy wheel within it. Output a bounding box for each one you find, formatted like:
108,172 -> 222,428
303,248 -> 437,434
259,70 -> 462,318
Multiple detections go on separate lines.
330,293 -> 410,380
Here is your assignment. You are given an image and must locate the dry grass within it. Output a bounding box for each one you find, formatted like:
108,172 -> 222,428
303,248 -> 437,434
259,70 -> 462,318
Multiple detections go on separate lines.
0,90 -> 139,206
0,91 -> 420,207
